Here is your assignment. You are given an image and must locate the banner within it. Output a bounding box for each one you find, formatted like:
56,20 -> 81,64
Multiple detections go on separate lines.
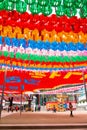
0,70 -> 87,93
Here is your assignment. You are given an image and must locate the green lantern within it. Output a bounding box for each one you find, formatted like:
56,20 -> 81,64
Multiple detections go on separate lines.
42,5 -> 52,16
32,55 -> 37,61
82,6 -> 87,17
65,8 -> 71,17
0,51 -> 2,56
50,0 -> 61,7
0,1 -> 4,10
71,7 -> 77,16
82,0 -> 87,4
64,0 -> 74,2
3,51 -> 9,57
25,0 -> 34,5
79,6 -> 87,18
64,56 -> 70,62
81,12 -> 87,18
9,0 -> 19,2
84,56 -> 87,61
30,4 -> 41,14
39,0 -> 48,6
64,2 -> 73,7
29,54 -> 35,61
39,56 -> 42,62
9,52 -> 14,58
33,0 -> 38,4
64,0 -> 74,7
16,1 -> 27,13
21,53 -> 28,60
75,1 -> 83,8
44,56 -> 48,62
73,56 -> 77,62
4,1 -> 14,11
66,7 -> 77,17
56,5 -> 65,16
16,52 -> 21,59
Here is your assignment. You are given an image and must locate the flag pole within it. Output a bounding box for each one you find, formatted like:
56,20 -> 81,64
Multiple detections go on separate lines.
20,90 -> 22,116
20,84 -> 24,116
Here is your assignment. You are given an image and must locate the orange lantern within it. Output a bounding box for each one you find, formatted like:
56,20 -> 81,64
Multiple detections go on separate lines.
32,29 -> 41,41
41,29 -> 50,42
0,25 -> 2,31
78,31 -> 86,43
13,27 -> 22,34
8,32 -> 16,38
23,28 -> 33,40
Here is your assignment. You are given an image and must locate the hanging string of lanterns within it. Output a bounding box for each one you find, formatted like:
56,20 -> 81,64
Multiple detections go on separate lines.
0,11 -> 87,33
0,53 -> 87,70
0,36 -> 87,51
0,0 -> 87,93
0,0 -> 87,17
0,2 -> 86,72
0,50 -> 87,63
0,27 -> 87,43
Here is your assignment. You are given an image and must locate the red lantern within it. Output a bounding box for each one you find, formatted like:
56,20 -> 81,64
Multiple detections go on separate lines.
39,14 -> 49,24
6,19 -> 16,27
32,14 -> 39,23
20,12 -> 29,22
55,23 -> 63,32
0,10 -> 8,19
60,15 -> 69,25
45,23 -> 53,31
34,22 -> 42,30
10,10 -> 20,21
49,14 -> 58,24
74,23 -> 80,33
64,23 -> 72,32
69,16 -> 78,25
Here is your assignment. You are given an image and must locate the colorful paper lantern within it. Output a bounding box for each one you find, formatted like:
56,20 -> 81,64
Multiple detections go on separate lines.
25,0 -> 34,4
39,0 -> 48,6
50,0 -> 61,7
9,0 -> 19,2
42,5 -> 52,16
0,1 -> 4,10
56,6 -> 65,16
16,1 -> 27,13
30,4 -> 41,14
4,1 -> 14,11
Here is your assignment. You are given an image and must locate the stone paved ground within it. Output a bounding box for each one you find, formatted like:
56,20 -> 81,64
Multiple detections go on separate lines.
0,110 -> 87,124
1,129 -> 87,130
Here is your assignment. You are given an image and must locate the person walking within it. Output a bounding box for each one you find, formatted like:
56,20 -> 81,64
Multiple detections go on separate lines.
69,102 -> 73,117
53,105 -> 56,112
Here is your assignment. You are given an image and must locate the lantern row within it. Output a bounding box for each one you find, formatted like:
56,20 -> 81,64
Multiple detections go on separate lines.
0,55 -> 87,70
0,0 -> 87,17
0,51 -> 87,63
0,36 -> 87,51
0,12 -> 87,33
1,27 -> 87,43
1,42 -> 87,58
